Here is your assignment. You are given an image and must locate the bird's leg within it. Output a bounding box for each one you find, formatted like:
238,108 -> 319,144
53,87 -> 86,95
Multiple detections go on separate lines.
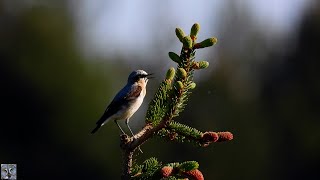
125,119 -> 143,153
125,119 -> 135,137
114,120 -> 126,135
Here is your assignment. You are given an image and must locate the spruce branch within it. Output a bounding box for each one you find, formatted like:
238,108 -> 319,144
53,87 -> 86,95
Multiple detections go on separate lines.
157,121 -> 233,147
119,23 -> 232,180
131,159 -> 203,180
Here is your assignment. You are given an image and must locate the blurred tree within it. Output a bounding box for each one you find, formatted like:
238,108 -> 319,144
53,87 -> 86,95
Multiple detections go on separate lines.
180,2 -> 320,180
1,1 -> 319,180
0,3 -> 123,179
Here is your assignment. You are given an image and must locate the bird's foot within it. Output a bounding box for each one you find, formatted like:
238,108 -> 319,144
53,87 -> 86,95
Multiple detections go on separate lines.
120,134 -> 130,143
137,146 -> 143,154
131,136 -> 143,153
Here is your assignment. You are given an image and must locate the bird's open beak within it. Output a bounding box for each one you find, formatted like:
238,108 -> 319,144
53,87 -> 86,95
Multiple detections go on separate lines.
146,73 -> 154,79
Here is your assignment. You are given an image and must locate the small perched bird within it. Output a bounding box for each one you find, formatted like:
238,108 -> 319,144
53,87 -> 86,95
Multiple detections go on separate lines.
91,70 -> 152,136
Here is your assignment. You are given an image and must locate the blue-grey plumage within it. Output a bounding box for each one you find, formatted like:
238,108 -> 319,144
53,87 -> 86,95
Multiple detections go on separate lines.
91,70 -> 152,136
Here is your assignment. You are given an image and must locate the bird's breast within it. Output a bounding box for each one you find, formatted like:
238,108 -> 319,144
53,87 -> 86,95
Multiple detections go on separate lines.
117,90 -> 146,120
128,91 -> 145,114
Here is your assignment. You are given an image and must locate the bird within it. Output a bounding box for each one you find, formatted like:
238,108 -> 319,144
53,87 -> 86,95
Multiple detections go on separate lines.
91,70 -> 152,136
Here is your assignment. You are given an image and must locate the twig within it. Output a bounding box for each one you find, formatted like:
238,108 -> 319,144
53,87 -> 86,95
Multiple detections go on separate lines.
120,121 -> 168,179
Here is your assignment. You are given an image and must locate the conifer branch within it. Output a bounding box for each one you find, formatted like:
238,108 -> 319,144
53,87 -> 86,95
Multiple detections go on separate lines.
119,23 -> 232,180
157,121 -> 233,147
131,158 -> 203,180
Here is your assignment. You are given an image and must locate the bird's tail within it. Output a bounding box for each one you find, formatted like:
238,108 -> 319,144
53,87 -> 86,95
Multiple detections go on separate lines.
90,125 -> 101,134
91,111 -> 110,134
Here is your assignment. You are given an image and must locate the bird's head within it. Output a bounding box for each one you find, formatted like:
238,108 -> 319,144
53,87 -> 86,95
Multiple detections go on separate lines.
128,70 -> 153,84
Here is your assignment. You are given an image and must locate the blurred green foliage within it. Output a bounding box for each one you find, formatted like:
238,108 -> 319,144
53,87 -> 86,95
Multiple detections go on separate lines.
0,1 -> 319,180
0,5 -> 124,179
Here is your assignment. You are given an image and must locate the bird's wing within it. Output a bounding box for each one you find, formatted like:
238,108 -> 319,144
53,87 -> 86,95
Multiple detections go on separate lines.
95,85 -> 142,126
123,84 -> 143,100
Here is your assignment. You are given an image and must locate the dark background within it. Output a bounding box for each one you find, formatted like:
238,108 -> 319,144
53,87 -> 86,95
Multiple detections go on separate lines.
1,1 -> 319,179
